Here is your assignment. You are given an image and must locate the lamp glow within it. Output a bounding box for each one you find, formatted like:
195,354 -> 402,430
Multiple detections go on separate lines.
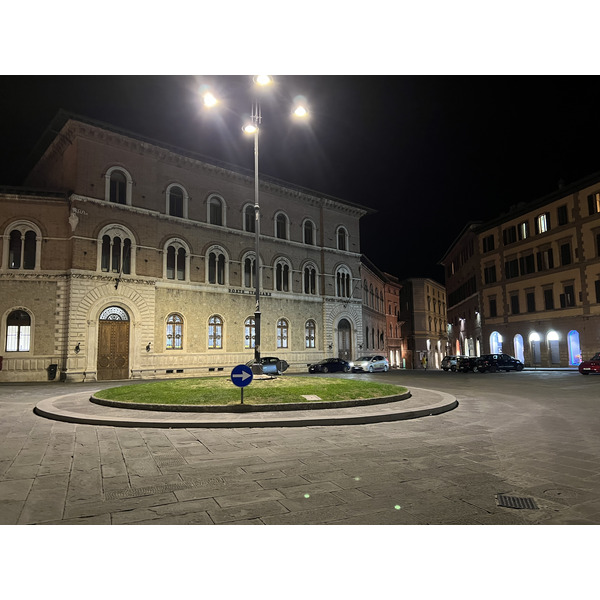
254,75 -> 273,86
203,92 -> 218,108
243,124 -> 258,134
293,105 -> 308,118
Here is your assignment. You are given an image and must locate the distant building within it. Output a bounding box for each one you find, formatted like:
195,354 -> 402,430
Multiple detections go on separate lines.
399,278 -> 448,369
440,172 -> 600,366
0,111 -> 373,382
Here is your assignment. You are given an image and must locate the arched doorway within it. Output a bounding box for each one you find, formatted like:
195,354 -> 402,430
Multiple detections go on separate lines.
490,331 -> 502,353
547,330 -> 560,365
337,318 -> 352,361
529,332 -> 541,365
568,330 -> 582,365
97,306 -> 130,380
514,334 -> 524,363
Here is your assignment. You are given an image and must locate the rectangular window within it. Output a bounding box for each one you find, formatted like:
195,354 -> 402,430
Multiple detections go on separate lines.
560,242 -> 572,266
535,212 -> 550,234
518,221 -> 529,240
560,284 -> 575,308
537,248 -> 554,271
596,233 -> 600,257
596,280 -> 600,303
544,288 -> 554,310
489,297 -> 497,318
484,264 -> 497,284
588,193 -> 600,216
510,294 -> 520,315
505,258 -> 519,279
557,205 -> 568,226
482,234 -> 495,253
526,291 -> 536,313
502,226 -> 517,245
519,254 -> 535,275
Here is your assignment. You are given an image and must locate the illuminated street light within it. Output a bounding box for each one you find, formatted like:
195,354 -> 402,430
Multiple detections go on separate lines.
202,92 -> 218,108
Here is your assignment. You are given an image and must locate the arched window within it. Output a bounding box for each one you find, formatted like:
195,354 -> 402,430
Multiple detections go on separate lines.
208,195 -> 224,226
490,331 -> 503,353
207,247 -> 227,285
337,226 -> 348,251
305,319 -> 316,348
275,259 -> 290,292
100,226 -> 134,274
7,224 -> 39,270
375,288 -> 379,311
105,167 -> 132,205
303,220 -> 315,245
303,264 -> 317,295
244,317 -> 256,349
166,314 -> 183,350
369,284 -> 374,306
336,267 -> 351,298
275,213 -> 288,240
5,309 -> 31,352
244,204 -> 256,233
243,254 -> 256,288
277,318 -> 289,349
208,315 -> 223,349
167,185 -> 186,218
568,330 -> 582,365
514,334 -> 524,363
363,280 -> 368,303
365,326 -> 369,349
166,245 -> 186,280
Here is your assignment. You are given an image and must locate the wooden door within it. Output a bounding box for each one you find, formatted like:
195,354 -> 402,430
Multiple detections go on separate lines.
337,318 -> 352,361
97,320 -> 130,380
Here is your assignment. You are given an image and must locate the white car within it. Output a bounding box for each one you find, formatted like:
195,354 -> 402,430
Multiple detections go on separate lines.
350,355 -> 389,373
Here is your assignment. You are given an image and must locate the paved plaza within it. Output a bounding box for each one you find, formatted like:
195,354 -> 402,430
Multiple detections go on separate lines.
1,370 -> 599,525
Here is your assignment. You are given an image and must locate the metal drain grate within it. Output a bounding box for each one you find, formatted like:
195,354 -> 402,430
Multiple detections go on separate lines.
495,493 -> 538,510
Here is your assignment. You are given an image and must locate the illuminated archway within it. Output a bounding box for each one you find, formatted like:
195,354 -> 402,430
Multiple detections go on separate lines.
513,334 -> 524,363
568,330 -> 582,365
490,331 -> 502,354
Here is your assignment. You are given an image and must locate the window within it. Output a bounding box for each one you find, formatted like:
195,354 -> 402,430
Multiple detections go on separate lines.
544,288 -> 554,310
207,248 -> 226,284
168,186 -> 184,218
336,267 -> 351,298
275,213 -> 288,240
505,258 -> 519,279
208,196 -> 224,226
8,225 -> 38,270
244,317 -> 256,349
208,315 -> 223,349
519,254 -> 535,275
510,294 -> 520,315
109,170 -> 127,204
560,284 -> 575,308
365,326 -> 369,349
303,220 -> 315,245
587,192 -> 600,216
518,221 -> 529,240
305,320 -> 316,348
557,205 -> 568,226
537,248 -> 554,272
503,226 -> 517,245
596,280 -> 600,303
526,291 -> 536,313
275,260 -> 290,292
102,232 -> 132,274
244,254 -> 255,288
337,227 -> 348,251
166,314 -> 183,350
5,310 -> 31,352
489,297 -> 497,318
363,279 -> 368,303
535,212 -> 550,234
277,319 -> 289,348
244,205 -> 255,233
303,264 -> 316,294
166,245 -> 186,280
560,242 -> 572,266
482,234 -> 495,253
596,233 -> 600,257
484,264 -> 497,284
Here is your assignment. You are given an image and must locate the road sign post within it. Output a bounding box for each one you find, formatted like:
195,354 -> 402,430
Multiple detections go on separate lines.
231,364 -> 254,404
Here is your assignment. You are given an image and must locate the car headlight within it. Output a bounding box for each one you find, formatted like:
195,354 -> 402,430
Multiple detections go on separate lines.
349,362 -> 354,367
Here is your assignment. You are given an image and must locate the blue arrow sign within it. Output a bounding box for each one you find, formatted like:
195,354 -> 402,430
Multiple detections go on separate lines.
231,364 -> 254,388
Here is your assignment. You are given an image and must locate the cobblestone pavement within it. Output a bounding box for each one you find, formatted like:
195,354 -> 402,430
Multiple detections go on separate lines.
1,370 -> 599,526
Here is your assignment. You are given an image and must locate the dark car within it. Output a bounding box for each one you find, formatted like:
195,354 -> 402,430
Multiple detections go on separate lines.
441,355 -> 463,371
246,356 -> 289,375
308,358 -> 351,374
456,356 -> 478,372
477,353 -> 524,373
578,352 -> 600,375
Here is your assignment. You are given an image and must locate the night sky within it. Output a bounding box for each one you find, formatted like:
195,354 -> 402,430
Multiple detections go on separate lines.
2,75 -> 600,284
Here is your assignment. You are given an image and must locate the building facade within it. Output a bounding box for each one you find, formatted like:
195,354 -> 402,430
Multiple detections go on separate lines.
0,112 -> 370,382
399,278 -> 448,369
383,271 -> 403,368
441,173 -> 600,366
359,255 -> 388,360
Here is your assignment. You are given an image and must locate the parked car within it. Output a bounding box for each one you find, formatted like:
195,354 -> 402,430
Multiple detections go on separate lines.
477,353 -> 524,373
308,358 -> 351,373
578,352 -> 600,375
456,356 -> 479,372
246,356 -> 289,375
350,355 -> 389,372
441,355 -> 466,371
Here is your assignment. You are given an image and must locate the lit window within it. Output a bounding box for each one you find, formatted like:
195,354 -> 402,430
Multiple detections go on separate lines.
244,317 -> 255,349
535,212 -> 550,234
5,310 -> 31,352
208,315 -> 223,349
166,314 -> 183,350
305,320 -> 316,348
277,319 -> 289,348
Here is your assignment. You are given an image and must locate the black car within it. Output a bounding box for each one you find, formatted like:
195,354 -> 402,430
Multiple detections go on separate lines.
456,356 -> 478,372
246,357 -> 289,375
308,358 -> 351,373
476,353 -> 524,373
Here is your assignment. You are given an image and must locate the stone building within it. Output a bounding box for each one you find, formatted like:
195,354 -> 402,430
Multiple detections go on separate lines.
440,172 -> 600,366
0,111 -> 371,382
359,255 -> 388,360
